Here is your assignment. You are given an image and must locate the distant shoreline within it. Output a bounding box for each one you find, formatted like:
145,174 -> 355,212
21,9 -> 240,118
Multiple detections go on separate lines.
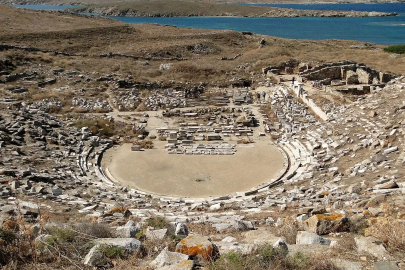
8,2 -> 401,18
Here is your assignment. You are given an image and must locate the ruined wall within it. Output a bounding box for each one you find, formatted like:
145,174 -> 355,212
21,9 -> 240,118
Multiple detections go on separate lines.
299,61 -> 396,85
288,84 -> 328,121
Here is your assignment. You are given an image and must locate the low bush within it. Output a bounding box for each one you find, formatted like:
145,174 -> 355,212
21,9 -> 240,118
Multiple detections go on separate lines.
145,217 -> 168,229
75,118 -> 115,137
205,246 -> 339,270
46,227 -> 76,243
384,45 -> 405,54
366,219 -> 405,253
98,245 -> 125,259
133,140 -> 154,149
135,230 -> 146,241
75,222 -> 114,239
275,218 -> 299,244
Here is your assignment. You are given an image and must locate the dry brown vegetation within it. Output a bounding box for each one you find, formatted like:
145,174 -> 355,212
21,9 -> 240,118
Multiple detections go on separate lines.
1,5 -> 404,90
73,1 -> 282,17
133,140 -> 154,149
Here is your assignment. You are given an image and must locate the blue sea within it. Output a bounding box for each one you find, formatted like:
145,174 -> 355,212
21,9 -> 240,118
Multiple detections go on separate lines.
11,3 -> 405,45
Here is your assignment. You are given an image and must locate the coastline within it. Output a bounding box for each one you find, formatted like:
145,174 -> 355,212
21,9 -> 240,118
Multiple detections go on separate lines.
71,6 -> 397,18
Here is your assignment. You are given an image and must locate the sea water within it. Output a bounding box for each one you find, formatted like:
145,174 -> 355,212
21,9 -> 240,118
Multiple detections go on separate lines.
12,3 -> 405,45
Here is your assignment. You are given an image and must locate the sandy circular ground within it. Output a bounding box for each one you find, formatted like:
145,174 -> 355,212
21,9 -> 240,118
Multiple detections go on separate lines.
102,140 -> 285,198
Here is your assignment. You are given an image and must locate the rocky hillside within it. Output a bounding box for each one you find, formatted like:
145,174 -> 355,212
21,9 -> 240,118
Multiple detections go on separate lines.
1,5 -> 405,270
70,1 -> 397,18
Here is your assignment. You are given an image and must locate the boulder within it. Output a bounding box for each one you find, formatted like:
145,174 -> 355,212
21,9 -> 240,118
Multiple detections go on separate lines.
231,220 -> 254,231
116,225 -> 139,238
296,231 -> 331,245
347,185 -> 362,194
212,223 -> 231,232
355,236 -> 391,260
175,223 -> 189,236
146,228 -> 168,240
175,235 -> 219,261
215,241 -> 256,255
366,195 -> 386,207
303,213 -> 349,235
371,153 -> 387,163
374,180 -> 398,190
272,238 -> 288,257
83,245 -> 109,267
150,247 -> 190,269
241,228 -> 280,245
373,261 -> 399,270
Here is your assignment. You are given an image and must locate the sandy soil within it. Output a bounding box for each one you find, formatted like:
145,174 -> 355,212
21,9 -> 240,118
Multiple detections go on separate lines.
103,140 -> 285,198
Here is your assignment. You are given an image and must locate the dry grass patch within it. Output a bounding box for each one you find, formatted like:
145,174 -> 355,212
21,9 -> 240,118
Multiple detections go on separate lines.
187,222 -> 218,237
366,219 -> 405,253
204,245 -> 339,270
273,217 -> 301,245
133,140 -> 154,149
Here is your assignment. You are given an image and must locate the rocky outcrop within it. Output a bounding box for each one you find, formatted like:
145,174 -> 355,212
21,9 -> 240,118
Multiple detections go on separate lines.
175,235 -> 219,261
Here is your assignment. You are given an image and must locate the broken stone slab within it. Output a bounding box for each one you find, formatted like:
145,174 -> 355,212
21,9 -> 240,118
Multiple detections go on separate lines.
374,180 -> 399,190
215,241 -> 257,255
355,236 -> 392,260
116,225 -> 139,238
83,245 -> 110,267
371,153 -> 387,163
372,188 -> 403,194
150,247 -> 190,269
209,203 -> 221,211
231,220 -> 254,231
296,231 -> 331,245
212,223 -> 231,232
273,238 -> 288,257
79,205 -> 98,213
383,146 -> 398,155
332,259 -> 362,270
175,223 -> 189,236
367,207 -> 384,217
366,195 -> 386,207
156,260 -> 194,270
221,236 -> 237,243
303,213 -> 349,235
146,228 -> 168,240
373,261 -> 399,270
241,228 -> 280,245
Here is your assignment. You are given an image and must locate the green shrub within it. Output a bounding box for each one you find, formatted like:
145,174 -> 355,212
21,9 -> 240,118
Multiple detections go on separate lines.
210,252 -> 246,270
98,245 -> 125,259
384,45 -> 405,54
0,229 -> 16,244
45,235 -> 59,246
75,222 -> 114,238
135,230 -> 146,240
289,252 -> 308,268
221,251 -> 242,264
145,217 -> 168,229
169,234 -> 183,242
258,244 -> 274,262
46,227 -> 76,243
